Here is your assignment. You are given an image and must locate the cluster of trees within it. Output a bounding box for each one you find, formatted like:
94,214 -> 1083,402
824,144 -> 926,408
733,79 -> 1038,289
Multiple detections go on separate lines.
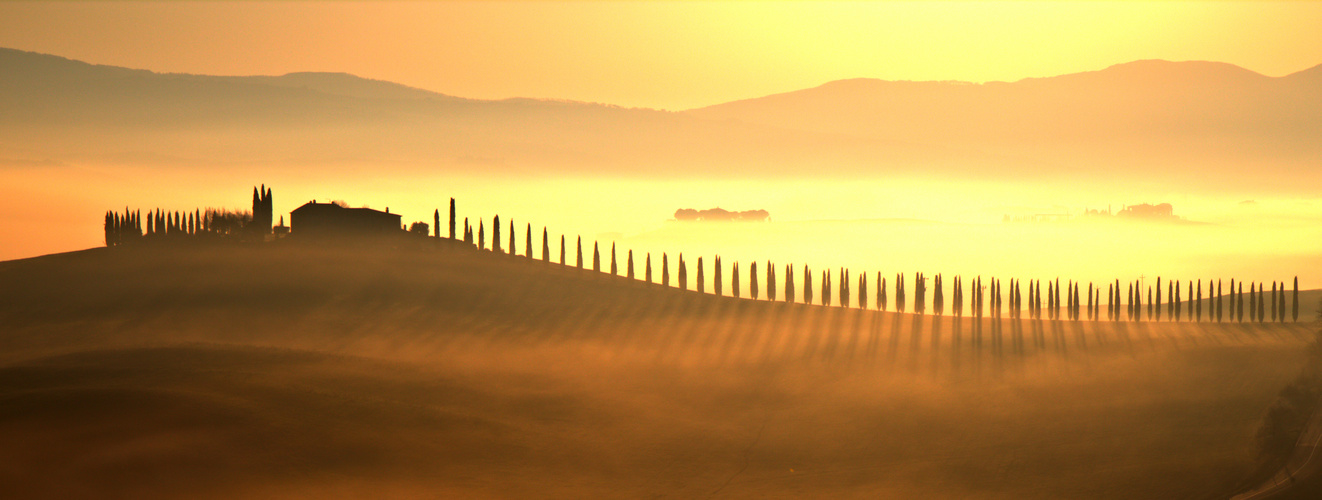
446,204 -> 1304,323
104,207 -> 257,246
104,185 -> 273,247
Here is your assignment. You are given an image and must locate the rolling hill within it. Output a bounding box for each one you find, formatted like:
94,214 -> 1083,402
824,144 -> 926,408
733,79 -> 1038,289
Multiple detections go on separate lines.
3,47 -> 1320,189
0,242 -> 1317,498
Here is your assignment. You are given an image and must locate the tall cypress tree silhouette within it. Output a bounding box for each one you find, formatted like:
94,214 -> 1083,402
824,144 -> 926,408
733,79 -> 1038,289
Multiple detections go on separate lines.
593,242 -> 601,272
714,256 -> 722,296
434,209 -> 441,238
1249,282 -> 1256,322
1263,281 -> 1274,320
526,224 -> 533,258
750,262 -> 759,300
785,264 -> 795,303
1293,276 -> 1299,322
627,250 -> 634,279
839,268 -> 848,308
1175,281 -> 1183,321
1258,282 -> 1266,324
1155,277 -> 1162,321
560,235 -> 566,264
804,266 -> 814,305
1146,286 -> 1152,320
478,220 -> 485,250
768,262 -> 776,301
543,228 -> 550,262
821,270 -> 831,306
449,198 -> 457,239
679,254 -> 687,289
1087,283 -> 1094,320
1236,280 -> 1243,322
577,237 -> 584,268
662,253 -> 670,286
509,220 -> 515,257
879,275 -> 887,311
697,257 -> 705,293
646,253 -> 653,283
1074,282 -> 1081,321
859,272 -> 868,309
1196,279 -> 1203,322
1216,279 -> 1223,323
732,262 -> 740,298
493,216 -> 501,253
610,243 -> 617,275
898,273 -> 907,313
1277,281 -> 1285,323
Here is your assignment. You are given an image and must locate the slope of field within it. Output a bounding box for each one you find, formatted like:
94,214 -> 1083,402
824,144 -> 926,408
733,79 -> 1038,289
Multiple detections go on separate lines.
0,244 -> 1315,499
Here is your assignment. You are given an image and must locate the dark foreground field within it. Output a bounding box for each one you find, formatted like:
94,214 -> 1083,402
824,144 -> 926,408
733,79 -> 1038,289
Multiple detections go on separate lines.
0,244 -> 1316,499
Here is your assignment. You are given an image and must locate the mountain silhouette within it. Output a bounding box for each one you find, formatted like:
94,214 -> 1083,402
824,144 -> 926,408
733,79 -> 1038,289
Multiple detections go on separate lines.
2,47 -> 1320,189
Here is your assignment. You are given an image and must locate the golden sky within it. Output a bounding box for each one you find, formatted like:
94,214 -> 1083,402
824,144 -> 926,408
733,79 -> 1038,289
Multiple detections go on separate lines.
2,1 -> 1321,110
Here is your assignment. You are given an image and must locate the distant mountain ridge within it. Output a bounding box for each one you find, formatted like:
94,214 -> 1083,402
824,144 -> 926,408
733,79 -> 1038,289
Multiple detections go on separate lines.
1,47 -> 1320,189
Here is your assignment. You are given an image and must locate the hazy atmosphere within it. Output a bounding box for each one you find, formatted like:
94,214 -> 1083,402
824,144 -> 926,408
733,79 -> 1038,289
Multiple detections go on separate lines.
2,2 -> 1321,499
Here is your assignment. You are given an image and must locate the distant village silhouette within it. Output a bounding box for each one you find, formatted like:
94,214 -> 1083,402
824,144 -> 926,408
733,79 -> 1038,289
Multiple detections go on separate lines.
103,186 -> 1301,326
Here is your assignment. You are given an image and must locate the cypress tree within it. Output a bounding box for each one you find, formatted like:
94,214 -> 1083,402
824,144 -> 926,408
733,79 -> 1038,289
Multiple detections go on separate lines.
526,224 -> 533,258
662,253 -> 670,286
785,264 -> 795,303
1167,280 -> 1174,320
879,275 -> 887,311
1188,280 -> 1194,321
509,220 -> 515,256
493,216 -> 501,253
1049,281 -> 1055,319
434,209 -> 441,238
1156,277 -> 1162,321
697,256 -> 705,293
1258,283 -> 1266,324
1146,286 -> 1153,320
1087,283 -> 1094,320
750,262 -> 759,300
897,273 -> 906,313
714,256 -> 722,296
577,237 -> 584,268
593,242 -> 601,272
1068,281 -> 1078,320
1196,279 -> 1203,322
732,262 -> 740,298
839,269 -> 848,308
821,270 -> 831,306
478,220 -> 485,250
1293,276 -> 1299,322
1272,282 -> 1279,322
1175,281 -> 1182,321
804,266 -> 814,305
646,253 -> 653,283
560,235 -> 566,265
449,198 -> 457,239
610,243 -> 617,275
1236,281 -> 1243,322
679,254 -> 687,289
768,262 -> 776,301
464,218 -> 472,243
627,250 -> 634,279
1278,281 -> 1286,323
1217,279 -> 1223,323
859,272 -> 868,309
543,228 -> 550,262
1249,282 -> 1256,321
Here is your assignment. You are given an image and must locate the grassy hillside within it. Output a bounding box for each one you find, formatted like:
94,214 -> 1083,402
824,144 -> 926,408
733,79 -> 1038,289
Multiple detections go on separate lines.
0,244 -> 1315,498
